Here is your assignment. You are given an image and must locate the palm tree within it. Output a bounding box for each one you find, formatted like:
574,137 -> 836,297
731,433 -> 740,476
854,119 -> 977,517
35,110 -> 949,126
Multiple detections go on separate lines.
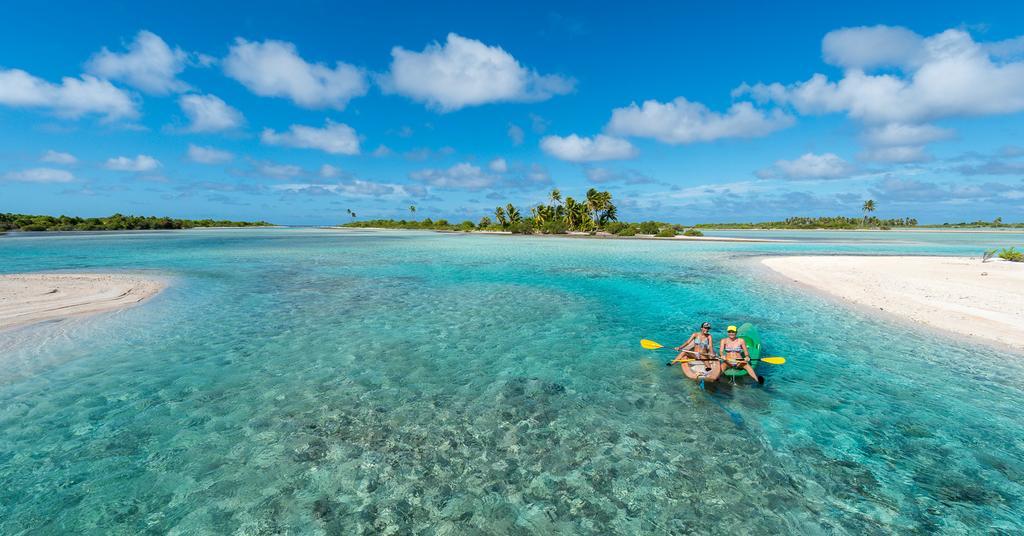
409,205 -> 417,217
505,203 -> 521,224
494,206 -> 508,228
862,199 -> 875,226
549,188 -> 562,206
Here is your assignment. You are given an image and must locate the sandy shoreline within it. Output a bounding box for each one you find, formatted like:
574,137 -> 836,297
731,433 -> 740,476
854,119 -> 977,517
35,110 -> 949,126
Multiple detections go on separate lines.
0,273 -> 165,331
762,256 -> 1024,350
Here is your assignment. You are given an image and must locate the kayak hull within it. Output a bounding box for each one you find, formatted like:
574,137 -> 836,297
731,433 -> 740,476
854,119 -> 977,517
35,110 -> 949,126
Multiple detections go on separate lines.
722,323 -> 761,377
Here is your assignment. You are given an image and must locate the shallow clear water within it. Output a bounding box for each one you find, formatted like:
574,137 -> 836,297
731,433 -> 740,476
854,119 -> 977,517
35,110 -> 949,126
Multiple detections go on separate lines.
1,229 -> 1023,534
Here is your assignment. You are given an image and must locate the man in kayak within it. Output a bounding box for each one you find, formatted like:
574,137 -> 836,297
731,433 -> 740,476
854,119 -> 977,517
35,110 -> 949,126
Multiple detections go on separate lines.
719,325 -> 765,385
670,322 -> 722,382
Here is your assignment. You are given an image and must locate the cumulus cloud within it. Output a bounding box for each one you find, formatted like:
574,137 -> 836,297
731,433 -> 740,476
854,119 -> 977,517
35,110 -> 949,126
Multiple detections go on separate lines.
757,152 -> 856,180
105,154 -> 160,172
261,120 -> 360,155
371,144 -> 394,157
187,144 -> 234,164
223,38 -> 367,109
736,27 -> 1024,125
489,157 -> 508,173
380,33 -> 574,111
4,167 -> 75,183
41,150 -> 77,165
178,94 -> 244,132
606,98 -> 793,144
955,160 -> 1024,176
0,69 -> 138,121
85,30 -> 189,94
540,134 -> 637,162
410,162 -> 496,190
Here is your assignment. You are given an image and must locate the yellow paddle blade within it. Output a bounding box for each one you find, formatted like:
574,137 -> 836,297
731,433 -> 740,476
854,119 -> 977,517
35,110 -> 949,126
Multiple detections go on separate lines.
760,356 -> 786,365
640,339 -> 664,350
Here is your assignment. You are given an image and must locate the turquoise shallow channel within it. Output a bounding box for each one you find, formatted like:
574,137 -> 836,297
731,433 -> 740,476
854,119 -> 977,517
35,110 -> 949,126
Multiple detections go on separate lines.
2,228 -> 1024,534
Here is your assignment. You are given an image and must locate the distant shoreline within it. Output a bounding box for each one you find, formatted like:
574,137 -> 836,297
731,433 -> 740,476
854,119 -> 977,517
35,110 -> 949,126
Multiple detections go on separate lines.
329,227 -> 788,242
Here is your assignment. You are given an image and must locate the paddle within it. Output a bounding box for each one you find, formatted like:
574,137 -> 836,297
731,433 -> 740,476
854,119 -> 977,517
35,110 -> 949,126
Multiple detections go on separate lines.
640,339 -> 787,365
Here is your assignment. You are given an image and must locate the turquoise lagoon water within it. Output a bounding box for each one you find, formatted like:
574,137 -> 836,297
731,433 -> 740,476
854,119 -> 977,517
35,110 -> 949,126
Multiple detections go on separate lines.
1,228 -> 1023,534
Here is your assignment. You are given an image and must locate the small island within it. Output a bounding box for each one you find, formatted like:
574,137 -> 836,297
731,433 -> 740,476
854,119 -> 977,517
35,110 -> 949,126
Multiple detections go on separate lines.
1,213 -> 271,232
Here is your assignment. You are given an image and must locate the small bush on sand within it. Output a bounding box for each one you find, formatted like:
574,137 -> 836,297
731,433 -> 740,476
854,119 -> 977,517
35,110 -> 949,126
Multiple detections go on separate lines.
683,228 -> 703,237
540,220 -> 567,234
604,221 -> 628,234
656,228 -> 677,237
983,249 -> 997,263
617,227 -> 637,237
999,247 -> 1023,262
638,221 -> 660,235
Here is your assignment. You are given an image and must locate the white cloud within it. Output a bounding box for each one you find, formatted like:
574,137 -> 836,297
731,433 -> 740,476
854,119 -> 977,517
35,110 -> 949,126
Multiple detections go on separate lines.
606,97 -> 794,144
371,144 -> 393,157
4,167 -> 75,183
187,144 -> 234,164
584,167 -> 654,184
489,157 -> 508,173
255,162 -> 302,179
822,25 -> 925,71
261,120 -> 360,155
41,150 -> 77,165
410,162 -> 496,190
736,27 -> 1024,125
859,146 -> 931,163
85,30 -> 188,94
319,164 -> 342,178
223,38 -> 367,109
274,180 -> 424,198
0,69 -> 137,121
862,123 -> 953,146
380,33 -> 574,111
540,134 -> 637,162
105,154 -> 160,172
757,153 -> 855,180
178,94 -> 244,132
507,123 -> 525,145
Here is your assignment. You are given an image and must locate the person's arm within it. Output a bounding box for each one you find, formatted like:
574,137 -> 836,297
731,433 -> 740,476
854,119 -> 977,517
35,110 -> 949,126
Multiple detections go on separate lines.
674,334 -> 696,352
741,340 -> 751,363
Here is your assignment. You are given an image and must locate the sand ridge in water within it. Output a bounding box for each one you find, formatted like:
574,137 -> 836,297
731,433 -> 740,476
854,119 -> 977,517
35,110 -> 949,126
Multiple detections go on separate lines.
0,273 -> 165,331
761,256 -> 1024,350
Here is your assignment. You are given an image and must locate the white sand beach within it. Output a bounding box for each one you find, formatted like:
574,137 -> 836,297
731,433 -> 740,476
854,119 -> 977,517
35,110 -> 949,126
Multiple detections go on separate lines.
0,273 -> 165,331
762,256 -> 1024,349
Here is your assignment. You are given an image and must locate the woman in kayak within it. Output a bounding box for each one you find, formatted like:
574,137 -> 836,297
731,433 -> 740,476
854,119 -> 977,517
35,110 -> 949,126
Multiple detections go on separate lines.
719,325 -> 765,384
671,322 -> 721,382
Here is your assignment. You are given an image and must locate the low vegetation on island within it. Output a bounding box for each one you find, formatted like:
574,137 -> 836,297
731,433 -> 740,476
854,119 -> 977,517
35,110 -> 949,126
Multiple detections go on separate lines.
1,213 -> 271,232
342,188 -> 704,237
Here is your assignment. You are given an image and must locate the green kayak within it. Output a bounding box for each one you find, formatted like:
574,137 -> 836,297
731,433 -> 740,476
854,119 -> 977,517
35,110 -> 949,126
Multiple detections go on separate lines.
722,323 -> 761,377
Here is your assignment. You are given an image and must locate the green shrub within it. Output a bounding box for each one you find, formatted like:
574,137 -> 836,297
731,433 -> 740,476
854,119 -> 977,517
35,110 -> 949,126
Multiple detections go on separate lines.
683,228 -> 703,237
656,228 -> 677,237
638,221 -> 660,235
999,247 -> 1023,262
617,227 -> 637,237
983,248 -> 997,263
604,221 -> 628,234
508,220 -> 534,234
540,220 -> 567,234
458,220 -> 475,231
478,216 -> 492,228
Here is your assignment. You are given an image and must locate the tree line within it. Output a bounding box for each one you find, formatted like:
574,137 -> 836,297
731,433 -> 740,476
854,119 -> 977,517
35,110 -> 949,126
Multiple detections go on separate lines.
1,213 -> 271,232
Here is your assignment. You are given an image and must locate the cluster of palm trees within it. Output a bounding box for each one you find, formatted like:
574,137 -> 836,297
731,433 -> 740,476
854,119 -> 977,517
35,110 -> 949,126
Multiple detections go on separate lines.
493,188 -> 617,232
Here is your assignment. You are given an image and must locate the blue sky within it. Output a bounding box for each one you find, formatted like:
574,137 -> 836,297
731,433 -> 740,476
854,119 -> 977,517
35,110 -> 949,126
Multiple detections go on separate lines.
2,1 -> 1023,224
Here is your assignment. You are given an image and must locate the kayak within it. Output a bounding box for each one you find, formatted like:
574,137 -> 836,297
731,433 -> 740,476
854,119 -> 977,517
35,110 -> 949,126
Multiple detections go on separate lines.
722,323 -> 761,378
